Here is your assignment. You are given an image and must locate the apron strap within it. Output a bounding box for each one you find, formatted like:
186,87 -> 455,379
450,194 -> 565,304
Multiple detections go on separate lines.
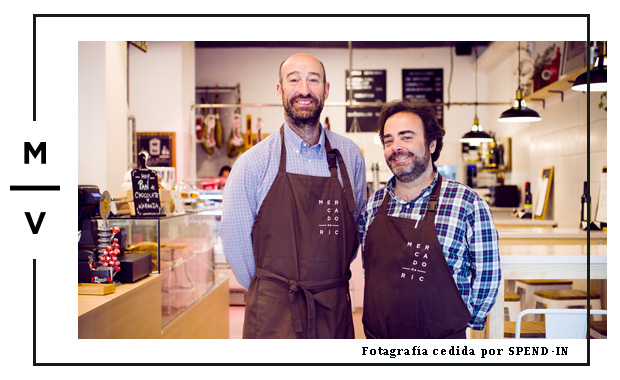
278,125 -> 287,174
254,267 -> 351,339
427,174 -> 442,213
324,136 -> 357,213
279,125 -> 357,213
378,174 -> 443,215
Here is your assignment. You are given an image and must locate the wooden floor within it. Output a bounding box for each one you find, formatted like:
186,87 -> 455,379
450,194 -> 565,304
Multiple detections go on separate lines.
229,306 -> 366,339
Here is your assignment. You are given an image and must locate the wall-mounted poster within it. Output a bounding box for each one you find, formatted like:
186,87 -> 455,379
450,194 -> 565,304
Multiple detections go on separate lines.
136,132 -> 176,168
402,68 -> 444,126
345,69 -> 386,133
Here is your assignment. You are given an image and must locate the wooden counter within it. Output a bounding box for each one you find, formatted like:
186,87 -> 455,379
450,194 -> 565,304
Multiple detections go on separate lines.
498,227 -> 606,245
494,219 -> 557,228
78,274 -> 229,339
79,274 -> 162,338
486,245 -> 606,339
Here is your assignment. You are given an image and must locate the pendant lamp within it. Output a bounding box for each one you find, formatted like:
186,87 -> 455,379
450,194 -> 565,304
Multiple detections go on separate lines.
571,42 -> 607,92
461,45 -> 493,146
460,117 -> 493,146
498,42 -> 541,123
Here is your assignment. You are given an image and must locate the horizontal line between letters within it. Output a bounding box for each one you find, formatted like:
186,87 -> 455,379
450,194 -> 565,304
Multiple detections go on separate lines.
10,185 -> 60,191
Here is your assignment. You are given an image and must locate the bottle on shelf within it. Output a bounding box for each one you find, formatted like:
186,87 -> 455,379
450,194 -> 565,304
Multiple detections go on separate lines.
523,181 -> 532,219
580,181 -> 588,229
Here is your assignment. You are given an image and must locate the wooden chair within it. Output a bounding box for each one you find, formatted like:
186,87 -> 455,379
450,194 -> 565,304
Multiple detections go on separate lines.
515,280 -> 573,309
504,291 -> 521,321
534,289 -> 603,321
508,309 -> 607,339
590,321 -> 607,339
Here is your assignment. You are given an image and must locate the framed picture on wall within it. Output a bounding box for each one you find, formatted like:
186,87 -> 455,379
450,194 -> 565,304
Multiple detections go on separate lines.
136,132 -> 176,169
561,41 -> 587,76
535,166 -> 554,220
595,166 -> 607,224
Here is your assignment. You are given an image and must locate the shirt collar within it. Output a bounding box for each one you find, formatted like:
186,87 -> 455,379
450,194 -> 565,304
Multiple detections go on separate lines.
386,166 -> 439,204
284,122 -> 325,151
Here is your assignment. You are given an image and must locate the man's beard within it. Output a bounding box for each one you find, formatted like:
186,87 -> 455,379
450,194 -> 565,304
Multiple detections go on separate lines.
386,144 -> 432,183
283,95 -> 324,128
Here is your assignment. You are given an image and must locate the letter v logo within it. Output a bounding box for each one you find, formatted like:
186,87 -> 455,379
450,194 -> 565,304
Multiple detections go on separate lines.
25,212 -> 46,234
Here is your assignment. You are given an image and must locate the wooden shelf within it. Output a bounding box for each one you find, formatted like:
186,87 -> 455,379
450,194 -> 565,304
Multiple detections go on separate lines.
524,65 -> 591,103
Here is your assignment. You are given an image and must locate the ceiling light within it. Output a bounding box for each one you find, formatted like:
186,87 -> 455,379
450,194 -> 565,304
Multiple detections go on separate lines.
461,117 -> 493,146
462,46 -> 495,146
571,42 -> 607,92
498,42 -> 542,123
498,89 -> 542,122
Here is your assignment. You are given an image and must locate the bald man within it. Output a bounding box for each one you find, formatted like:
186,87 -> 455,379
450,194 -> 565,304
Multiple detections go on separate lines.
221,53 -> 366,338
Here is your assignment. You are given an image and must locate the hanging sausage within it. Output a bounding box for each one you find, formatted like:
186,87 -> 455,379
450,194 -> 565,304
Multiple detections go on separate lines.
226,112 -> 245,158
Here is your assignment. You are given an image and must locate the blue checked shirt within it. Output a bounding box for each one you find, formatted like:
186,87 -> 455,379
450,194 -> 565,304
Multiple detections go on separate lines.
220,123 -> 367,290
357,170 -> 501,330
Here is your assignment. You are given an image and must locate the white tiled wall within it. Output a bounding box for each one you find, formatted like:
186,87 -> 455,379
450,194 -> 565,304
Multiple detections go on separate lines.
496,90 -> 606,227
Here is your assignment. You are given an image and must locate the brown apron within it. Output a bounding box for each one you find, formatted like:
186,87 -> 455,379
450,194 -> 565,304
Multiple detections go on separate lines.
362,175 -> 471,338
243,126 -> 358,339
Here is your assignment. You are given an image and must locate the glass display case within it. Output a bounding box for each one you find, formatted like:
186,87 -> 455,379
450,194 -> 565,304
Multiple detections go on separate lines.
107,210 -> 220,327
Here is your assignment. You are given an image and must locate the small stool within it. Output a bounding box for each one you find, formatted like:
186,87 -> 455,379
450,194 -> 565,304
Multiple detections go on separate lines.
590,321 -> 607,339
516,280 -> 573,319
534,289 -> 603,321
504,291 -> 521,321
504,321 -> 546,338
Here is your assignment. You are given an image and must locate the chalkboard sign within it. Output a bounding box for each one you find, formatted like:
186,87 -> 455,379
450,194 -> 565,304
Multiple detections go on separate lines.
131,168 -> 162,217
402,69 -> 444,126
345,69 -> 386,133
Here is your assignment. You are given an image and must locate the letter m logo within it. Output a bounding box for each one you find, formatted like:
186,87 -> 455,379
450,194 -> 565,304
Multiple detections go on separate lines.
25,142 -> 46,164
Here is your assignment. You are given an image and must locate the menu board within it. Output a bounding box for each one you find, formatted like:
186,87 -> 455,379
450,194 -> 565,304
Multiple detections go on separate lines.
131,168 -> 162,217
402,69 -> 444,126
345,69 -> 386,133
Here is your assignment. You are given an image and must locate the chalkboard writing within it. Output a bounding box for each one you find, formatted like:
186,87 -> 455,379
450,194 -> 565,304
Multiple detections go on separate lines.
402,69 -> 444,126
131,168 -> 162,217
346,70 -> 386,133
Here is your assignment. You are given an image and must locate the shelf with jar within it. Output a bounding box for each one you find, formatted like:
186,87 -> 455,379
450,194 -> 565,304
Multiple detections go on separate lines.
524,64 -> 591,104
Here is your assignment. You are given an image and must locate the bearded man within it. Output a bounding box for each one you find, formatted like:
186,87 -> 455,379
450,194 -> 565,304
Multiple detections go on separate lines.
358,99 -> 500,339
221,53 -> 366,338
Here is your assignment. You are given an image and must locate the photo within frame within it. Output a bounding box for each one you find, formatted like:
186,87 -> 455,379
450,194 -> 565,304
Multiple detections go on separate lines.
595,166 -> 607,224
561,41 -> 587,76
136,132 -> 176,169
535,166 -> 554,220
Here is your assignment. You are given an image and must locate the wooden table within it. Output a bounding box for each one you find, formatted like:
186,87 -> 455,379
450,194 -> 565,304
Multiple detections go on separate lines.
498,227 -> 606,245
486,245 -> 607,339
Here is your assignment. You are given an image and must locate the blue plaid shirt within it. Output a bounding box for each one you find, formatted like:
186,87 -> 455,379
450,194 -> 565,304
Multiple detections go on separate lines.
358,171 -> 501,330
221,123 -> 367,290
